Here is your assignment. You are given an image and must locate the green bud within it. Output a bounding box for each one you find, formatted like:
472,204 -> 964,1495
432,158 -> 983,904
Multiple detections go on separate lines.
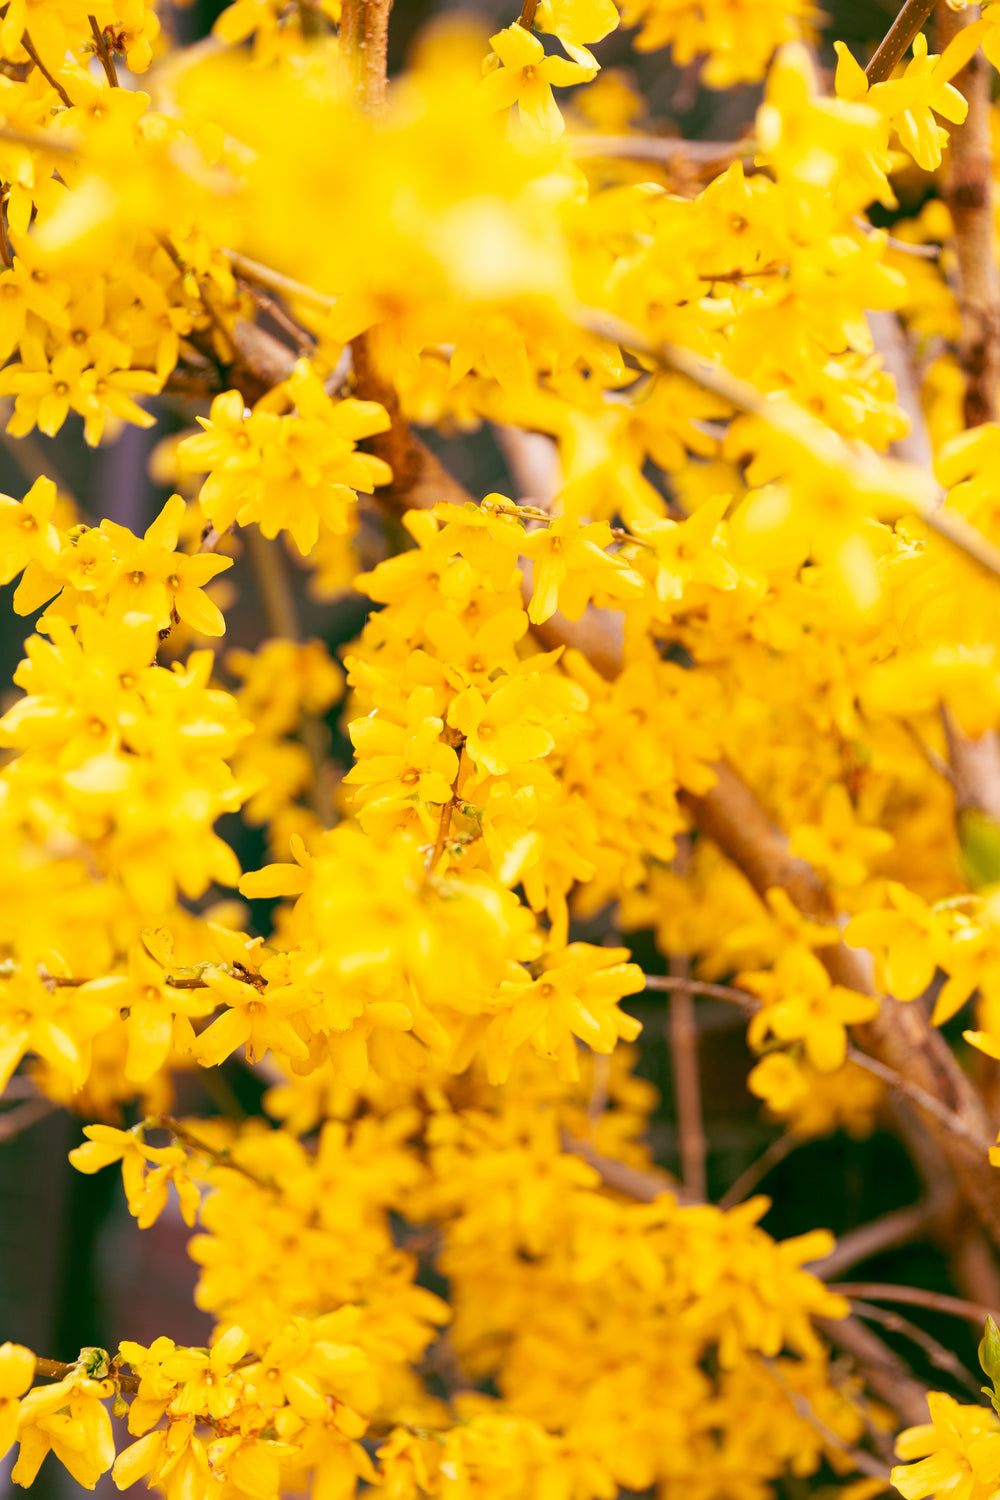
980,1316 -> 1000,1388
78,1346 -> 110,1379
958,810 -> 1000,891
111,1391 -> 129,1420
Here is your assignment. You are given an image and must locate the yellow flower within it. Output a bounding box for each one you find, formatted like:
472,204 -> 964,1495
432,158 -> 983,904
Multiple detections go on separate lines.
742,945 -> 879,1072
835,22 -> 989,171
481,24 -> 593,143
100,495 -> 233,636
12,1369 -> 115,1490
844,882 -> 949,1000
345,686 -> 461,832
189,924 -> 309,1066
519,514 -> 645,623
892,1392 -> 1000,1500
448,678 -> 556,778
485,943 -> 644,1082
630,493 -> 741,606
0,1344 -> 35,1463
535,0 -> 618,67
0,478 -> 61,587
69,1124 -> 200,1229
788,785 -> 893,889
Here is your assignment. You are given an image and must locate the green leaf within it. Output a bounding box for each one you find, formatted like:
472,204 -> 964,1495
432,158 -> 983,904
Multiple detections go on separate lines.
979,1315 -> 1000,1387
958,810 -> 1000,891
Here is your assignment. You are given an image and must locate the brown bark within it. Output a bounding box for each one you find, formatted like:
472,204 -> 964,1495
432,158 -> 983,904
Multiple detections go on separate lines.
866,0 -> 937,85
339,0 -> 393,112
937,4 -> 1000,428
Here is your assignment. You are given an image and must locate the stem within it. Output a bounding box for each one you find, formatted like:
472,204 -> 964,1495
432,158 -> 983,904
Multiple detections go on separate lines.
223,250 -> 338,311
568,136 -> 752,165
763,1357 -> 891,1480
717,1132 -> 800,1211
0,1096 -> 56,1142
845,1046 -> 994,1153
644,973 -> 757,1008
20,31 -> 73,107
0,124 -> 75,155
560,1129 -> 690,1203
577,308 -> 1000,584
151,1115 -> 273,1189
242,526 -> 334,827
829,1281 -> 999,1324
34,1357 -> 139,1394
866,0 -> 937,85
0,195 -> 12,271
818,1314 -> 932,1428
936,3 -> 999,427
88,15 -> 118,86
518,0 -> 539,29
849,1300 -> 982,1396
238,280 -> 316,356
667,952 -> 707,1200
809,1198 -> 947,1280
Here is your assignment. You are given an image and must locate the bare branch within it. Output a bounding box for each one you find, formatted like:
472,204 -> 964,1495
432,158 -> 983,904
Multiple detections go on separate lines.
849,1299 -> 983,1396
819,1314 -> 930,1427
223,250 -> 338,312
866,0 -> 938,85
829,1281 -> 999,1324
667,950 -> 708,1200
937,3 -> 999,428
717,1132 -> 801,1211
763,1356 -> 891,1479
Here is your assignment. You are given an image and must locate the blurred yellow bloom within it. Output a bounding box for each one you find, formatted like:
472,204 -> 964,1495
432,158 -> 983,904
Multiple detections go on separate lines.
481,23 -> 593,143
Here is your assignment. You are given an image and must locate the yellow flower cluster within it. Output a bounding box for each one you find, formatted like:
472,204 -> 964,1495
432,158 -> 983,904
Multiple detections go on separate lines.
0,1061 -> 870,1500
3,6 -> 1000,1500
177,362 -> 392,556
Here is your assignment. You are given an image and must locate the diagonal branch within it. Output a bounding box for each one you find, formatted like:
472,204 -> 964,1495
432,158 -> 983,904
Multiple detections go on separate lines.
866,0 -> 938,85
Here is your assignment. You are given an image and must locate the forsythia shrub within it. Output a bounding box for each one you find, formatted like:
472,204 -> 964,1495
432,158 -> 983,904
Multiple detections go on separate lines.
4,0 -> 1000,1497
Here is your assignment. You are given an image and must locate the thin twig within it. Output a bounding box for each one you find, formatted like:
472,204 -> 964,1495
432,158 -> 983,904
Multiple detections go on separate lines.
829,1281 -> 999,1324
0,1096 -> 57,1143
238,279 -> 316,355
717,1132 -> 800,1210
560,1130 -> 692,1202
644,973 -> 757,1007
846,1047 -> 994,1153
762,1357 -> 892,1480
151,1114 -> 273,1189
809,1199 -> 948,1280
20,31 -> 73,107
0,124 -> 76,155
819,1314 -> 931,1427
578,308 -> 1000,585
568,135 -> 752,165
87,15 -> 118,86
866,0 -> 937,85
223,250 -> 338,311
34,1356 -> 139,1394
849,1300 -> 983,1396
667,950 -> 707,1200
